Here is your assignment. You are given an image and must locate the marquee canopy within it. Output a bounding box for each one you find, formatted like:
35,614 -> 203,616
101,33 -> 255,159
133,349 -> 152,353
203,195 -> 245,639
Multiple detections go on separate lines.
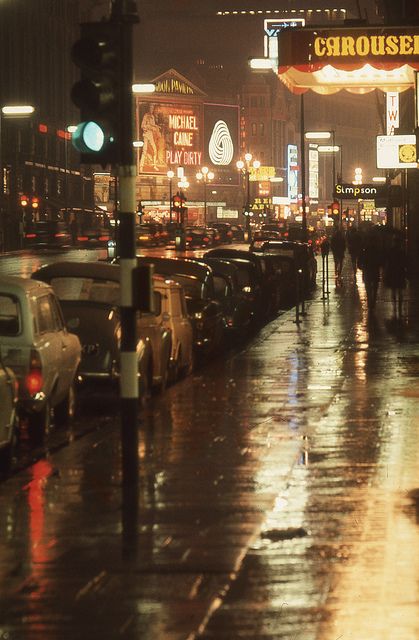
277,25 -> 419,94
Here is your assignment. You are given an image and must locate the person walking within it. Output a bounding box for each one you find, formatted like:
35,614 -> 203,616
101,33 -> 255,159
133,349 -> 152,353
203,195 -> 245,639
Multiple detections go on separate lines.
346,226 -> 363,280
330,226 -> 346,286
359,228 -> 383,311
383,234 -> 407,318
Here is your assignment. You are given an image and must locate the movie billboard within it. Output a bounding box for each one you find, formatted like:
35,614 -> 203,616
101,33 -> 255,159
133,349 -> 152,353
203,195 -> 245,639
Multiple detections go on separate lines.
203,103 -> 240,185
137,100 -> 203,175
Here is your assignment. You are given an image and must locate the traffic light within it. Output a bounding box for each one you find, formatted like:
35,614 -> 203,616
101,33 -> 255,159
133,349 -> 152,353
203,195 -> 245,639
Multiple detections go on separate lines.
331,201 -> 340,219
70,20 -> 122,166
172,194 -> 182,210
31,196 -> 39,211
20,195 -> 29,208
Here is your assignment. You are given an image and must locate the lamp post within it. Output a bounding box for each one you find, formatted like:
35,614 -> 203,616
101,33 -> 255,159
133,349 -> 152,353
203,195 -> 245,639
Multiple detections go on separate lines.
196,166 -> 214,225
236,153 -> 260,241
167,170 -> 174,222
0,105 -> 35,251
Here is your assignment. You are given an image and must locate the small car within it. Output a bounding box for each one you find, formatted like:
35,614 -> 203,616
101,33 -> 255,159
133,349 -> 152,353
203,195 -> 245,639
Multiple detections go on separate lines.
24,220 -> 72,250
0,276 -> 81,441
185,226 -> 215,249
230,224 -> 245,242
255,240 -> 317,292
0,357 -> 18,471
210,222 -> 233,243
154,276 -> 194,381
32,262 -> 172,398
136,256 -> 225,359
136,224 -> 160,247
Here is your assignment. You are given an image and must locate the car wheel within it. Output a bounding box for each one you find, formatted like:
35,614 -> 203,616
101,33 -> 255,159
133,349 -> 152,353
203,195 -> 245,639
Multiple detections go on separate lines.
27,401 -> 51,444
54,382 -> 77,426
0,416 -> 18,474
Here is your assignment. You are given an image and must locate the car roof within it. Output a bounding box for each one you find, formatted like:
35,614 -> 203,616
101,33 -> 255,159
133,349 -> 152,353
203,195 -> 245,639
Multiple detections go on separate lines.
32,261 -> 121,283
0,274 -> 53,295
137,256 -> 213,280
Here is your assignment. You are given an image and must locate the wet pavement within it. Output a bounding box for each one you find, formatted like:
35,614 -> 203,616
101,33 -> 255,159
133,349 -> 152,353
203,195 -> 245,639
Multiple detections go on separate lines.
1,256 -> 419,639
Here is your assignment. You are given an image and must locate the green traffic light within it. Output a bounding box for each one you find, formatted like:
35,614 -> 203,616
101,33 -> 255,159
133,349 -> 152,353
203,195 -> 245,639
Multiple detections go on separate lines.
72,121 -> 105,153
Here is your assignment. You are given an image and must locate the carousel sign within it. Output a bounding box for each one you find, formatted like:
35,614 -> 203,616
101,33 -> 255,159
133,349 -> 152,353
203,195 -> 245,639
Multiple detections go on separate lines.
278,26 -> 419,93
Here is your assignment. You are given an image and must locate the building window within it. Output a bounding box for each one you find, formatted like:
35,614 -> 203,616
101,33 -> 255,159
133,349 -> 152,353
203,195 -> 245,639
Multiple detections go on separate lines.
259,123 -> 265,137
250,96 -> 258,108
251,122 -> 257,136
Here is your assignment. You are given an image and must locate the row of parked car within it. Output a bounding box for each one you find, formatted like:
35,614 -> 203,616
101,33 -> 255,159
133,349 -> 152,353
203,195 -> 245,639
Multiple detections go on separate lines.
136,221 -> 244,248
0,239 -> 317,471
24,220 -> 112,250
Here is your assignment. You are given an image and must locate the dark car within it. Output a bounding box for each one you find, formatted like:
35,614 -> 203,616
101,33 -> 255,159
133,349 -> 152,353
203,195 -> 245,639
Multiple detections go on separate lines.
205,248 -> 280,320
201,257 -> 255,337
24,220 -> 72,250
136,223 -> 166,247
0,356 -> 18,471
210,222 -> 233,244
32,261 -> 172,400
185,226 -> 215,249
230,224 -> 245,242
136,256 -> 225,358
254,240 -> 317,292
76,227 -> 111,248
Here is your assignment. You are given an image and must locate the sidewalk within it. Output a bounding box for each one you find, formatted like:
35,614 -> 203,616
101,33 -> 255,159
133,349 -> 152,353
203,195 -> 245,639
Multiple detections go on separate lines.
1,258 -> 419,640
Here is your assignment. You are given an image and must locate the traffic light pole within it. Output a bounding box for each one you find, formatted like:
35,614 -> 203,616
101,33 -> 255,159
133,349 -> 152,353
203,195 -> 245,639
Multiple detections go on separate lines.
110,1 -> 140,490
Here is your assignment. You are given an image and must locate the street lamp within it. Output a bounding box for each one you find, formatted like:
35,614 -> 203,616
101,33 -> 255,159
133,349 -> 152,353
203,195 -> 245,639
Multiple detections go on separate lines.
167,170 -> 175,222
236,153 -> 260,241
196,166 -> 214,225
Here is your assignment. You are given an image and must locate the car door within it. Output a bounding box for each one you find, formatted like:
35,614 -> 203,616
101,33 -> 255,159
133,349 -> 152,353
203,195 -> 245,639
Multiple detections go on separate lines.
171,288 -> 193,366
49,294 -> 79,399
0,363 -> 14,449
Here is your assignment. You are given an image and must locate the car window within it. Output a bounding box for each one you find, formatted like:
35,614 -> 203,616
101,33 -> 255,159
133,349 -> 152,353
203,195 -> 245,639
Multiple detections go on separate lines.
154,291 -> 162,316
36,295 -> 56,333
0,294 -> 21,336
170,275 -> 203,299
49,295 -> 65,331
50,277 -> 120,305
213,275 -> 228,299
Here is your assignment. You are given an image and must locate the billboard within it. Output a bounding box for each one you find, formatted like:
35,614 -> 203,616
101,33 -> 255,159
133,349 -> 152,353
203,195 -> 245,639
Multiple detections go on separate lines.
137,100 -> 203,175
287,144 -> 298,202
376,134 -> 417,168
203,103 -> 240,185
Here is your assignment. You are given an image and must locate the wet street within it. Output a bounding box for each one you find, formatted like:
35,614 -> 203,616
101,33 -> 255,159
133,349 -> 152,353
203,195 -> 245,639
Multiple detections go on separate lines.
1,250 -> 419,639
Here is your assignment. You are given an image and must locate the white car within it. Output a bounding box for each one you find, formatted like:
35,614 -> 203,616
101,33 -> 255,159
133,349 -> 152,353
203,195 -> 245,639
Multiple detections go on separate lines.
0,276 -> 81,441
0,357 -> 18,471
154,276 -> 194,381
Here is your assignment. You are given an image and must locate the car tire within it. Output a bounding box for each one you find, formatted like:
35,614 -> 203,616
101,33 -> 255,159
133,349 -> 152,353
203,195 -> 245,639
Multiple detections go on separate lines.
27,401 -> 51,444
0,417 -> 17,474
54,382 -> 77,426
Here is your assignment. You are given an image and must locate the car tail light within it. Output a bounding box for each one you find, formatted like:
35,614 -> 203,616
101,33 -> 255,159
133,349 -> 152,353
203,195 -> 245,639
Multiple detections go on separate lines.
227,231 -> 233,237
25,350 -> 43,395
25,233 -> 36,239
54,233 -> 66,238
186,236 -> 193,242
203,237 -> 209,242
77,236 -> 89,241
98,235 -> 109,241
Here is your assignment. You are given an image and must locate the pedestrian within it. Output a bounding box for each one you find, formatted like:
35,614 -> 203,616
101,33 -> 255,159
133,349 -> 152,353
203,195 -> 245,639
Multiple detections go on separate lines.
69,217 -> 78,246
346,226 -> 363,280
330,226 -> 346,286
383,234 -> 407,317
359,228 -> 383,311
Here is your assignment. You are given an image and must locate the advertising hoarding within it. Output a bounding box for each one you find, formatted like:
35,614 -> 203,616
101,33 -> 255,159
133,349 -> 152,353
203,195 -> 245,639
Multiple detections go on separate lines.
376,134 -> 417,168
137,100 -> 203,175
203,103 -> 240,185
308,147 -> 319,199
287,144 -> 298,202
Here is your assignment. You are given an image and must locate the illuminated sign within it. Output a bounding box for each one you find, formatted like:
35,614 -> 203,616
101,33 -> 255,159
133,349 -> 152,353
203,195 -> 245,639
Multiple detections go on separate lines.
203,103 -> 239,185
308,147 -> 319,199
334,183 -> 383,199
386,92 -> 399,135
376,134 -> 417,168
287,144 -> 298,202
250,165 -> 275,181
155,78 -> 195,95
137,100 -> 202,174
313,33 -> 419,59
264,18 -> 305,72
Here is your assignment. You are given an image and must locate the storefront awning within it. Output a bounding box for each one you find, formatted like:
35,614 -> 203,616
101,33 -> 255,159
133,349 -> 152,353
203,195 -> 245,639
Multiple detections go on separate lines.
278,25 -> 419,94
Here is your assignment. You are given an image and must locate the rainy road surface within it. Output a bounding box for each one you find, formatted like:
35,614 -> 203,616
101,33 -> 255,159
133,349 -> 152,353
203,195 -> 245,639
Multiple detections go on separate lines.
1,251 -> 419,639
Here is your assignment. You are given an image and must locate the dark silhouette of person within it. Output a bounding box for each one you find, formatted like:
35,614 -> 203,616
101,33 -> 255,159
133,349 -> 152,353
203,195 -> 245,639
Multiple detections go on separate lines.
330,226 -> 346,286
383,234 -> 407,318
346,226 -> 363,280
359,228 -> 383,311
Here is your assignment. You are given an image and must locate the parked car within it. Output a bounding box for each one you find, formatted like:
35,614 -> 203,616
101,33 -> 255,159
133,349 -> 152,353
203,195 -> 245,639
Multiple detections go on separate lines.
205,248 -> 280,320
0,357 -> 18,471
0,276 -> 81,441
24,220 -> 72,250
136,224 -> 160,247
201,257 -> 255,337
210,222 -> 233,243
32,261 -> 172,397
136,256 -> 225,358
253,240 -> 317,292
154,276 -> 194,381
